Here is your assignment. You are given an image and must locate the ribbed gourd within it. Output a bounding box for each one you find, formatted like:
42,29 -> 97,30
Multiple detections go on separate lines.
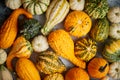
22,0 -> 50,15
85,0 -> 109,19
36,51 -> 66,74
6,36 -> 33,71
16,58 -> 41,80
41,0 -> 70,36
0,8 -> 33,49
90,17 -> 109,42
20,19 -> 41,40
102,39 -> 120,62
75,37 -> 97,62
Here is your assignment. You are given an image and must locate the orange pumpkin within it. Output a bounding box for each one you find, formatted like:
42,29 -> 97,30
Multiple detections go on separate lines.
64,10 -> 92,37
87,57 -> 109,79
65,67 -> 90,80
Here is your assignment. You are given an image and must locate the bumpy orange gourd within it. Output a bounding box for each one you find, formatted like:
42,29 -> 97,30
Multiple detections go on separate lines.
64,10 -> 92,37
6,36 -> 33,71
16,58 -> 41,80
0,8 -> 33,49
65,67 -> 90,80
48,29 -> 86,69
87,58 -> 109,79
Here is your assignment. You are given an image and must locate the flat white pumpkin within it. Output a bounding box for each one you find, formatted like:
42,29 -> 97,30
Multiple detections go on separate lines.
5,0 -> 22,10
69,0 -> 85,11
107,7 -> 120,23
0,49 -> 7,65
109,23 -> 120,39
108,62 -> 120,79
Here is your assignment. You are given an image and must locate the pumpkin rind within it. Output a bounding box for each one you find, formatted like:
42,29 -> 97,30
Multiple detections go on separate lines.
0,49 -> 7,65
20,19 -> 41,40
108,62 -> 120,79
87,58 -> 109,79
65,67 -> 89,80
16,58 -> 41,80
102,39 -> 120,62
0,8 -> 33,49
75,37 -> 97,62
90,17 -> 109,42
44,73 -> 64,80
85,0 -> 109,19
41,0 -> 70,36
22,0 -> 50,15
64,10 -> 92,37
36,51 -> 66,74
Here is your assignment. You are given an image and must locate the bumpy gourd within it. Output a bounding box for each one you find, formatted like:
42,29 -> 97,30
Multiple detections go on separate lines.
0,8 -> 33,49
85,0 -> 109,19
65,67 -> 89,80
64,10 -> 92,37
48,29 -> 86,69
5,0 -> 22,10
41,0 -> 70,35
16,58 -> 41,80
75,37 -> 97,62
90,17 -> 109,42
102,39 -> 120,62
22,0 -> 50,15
36,51 -> 66,74
6,36 -> 33,71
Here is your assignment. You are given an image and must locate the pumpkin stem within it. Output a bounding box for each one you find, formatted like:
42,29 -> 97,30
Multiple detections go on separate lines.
99,64 -> 108,72
0,65 -> 5,71
77,0 -> 81,2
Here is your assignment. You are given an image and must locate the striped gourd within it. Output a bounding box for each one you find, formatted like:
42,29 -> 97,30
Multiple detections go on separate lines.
21,0 -> 50,15
102,39 -> 120,62
85,0 -> 109,19
36,51 -> 66,74
75,37 -> 97,62
90,17 -> 109,42
41,0 -> 69,35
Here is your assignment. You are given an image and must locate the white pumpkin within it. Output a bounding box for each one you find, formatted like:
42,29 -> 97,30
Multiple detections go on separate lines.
109,23 -> 120,39
107,7 -> 120,23
22,0 -> 50,15
5,0 -> 22,10
69,0 -> 85,11
0,65 -> 13,80
108,62 -> 120,79
0,49 -> 7,65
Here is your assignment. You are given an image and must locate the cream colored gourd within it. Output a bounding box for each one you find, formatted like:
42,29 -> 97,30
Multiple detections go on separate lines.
100,76 -> 110,80
41,0 -> 70,35
108,62 -> 120,79
109,23 -> 120,39
22,0 -> 50,15
0,49 -> 7,65
107,7 -> 120,23
0,65 -> 13,80
69,0 -> 85,10
5,0 -> 22,10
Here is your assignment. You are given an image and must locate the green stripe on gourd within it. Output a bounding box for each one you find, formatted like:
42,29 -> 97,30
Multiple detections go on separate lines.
90,17 -> 109,42
75,37 -> 97,62
36,51 -> 66,74
85,0 -> 109,19
102,39 -> 120,62
41,0 -> 69,36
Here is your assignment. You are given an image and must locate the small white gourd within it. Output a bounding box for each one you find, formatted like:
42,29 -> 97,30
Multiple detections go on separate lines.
0,49 -> 7,65
100,76 -> 110,80
5,0 -> 22,10
69,0 -> 85,11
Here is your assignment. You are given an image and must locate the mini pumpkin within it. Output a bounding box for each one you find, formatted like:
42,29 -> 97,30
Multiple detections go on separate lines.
64,10 -> 92,37
87,58 -> 109,79
75,37 -> 97,62
107,7 -> 120,23
65,67 -> 90,80
108,62 -> 120,79
22,0 -> 50,15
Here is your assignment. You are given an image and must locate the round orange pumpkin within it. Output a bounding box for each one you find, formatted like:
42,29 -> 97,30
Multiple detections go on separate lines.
65,67 -> 90,80
87,57 -> 109,79
64,10 -> 92,37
